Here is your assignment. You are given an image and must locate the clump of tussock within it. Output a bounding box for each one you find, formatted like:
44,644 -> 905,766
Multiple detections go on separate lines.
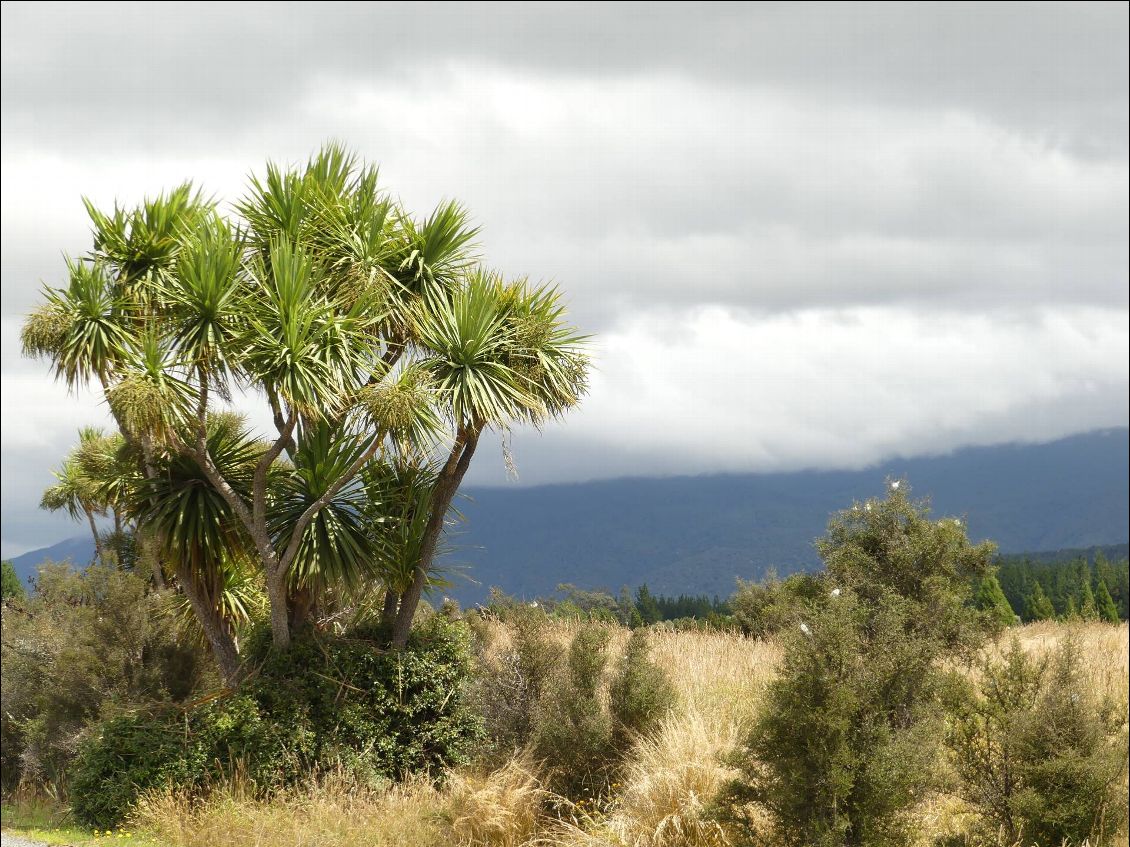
603,710 -> 744,847
447,757 -> 548,847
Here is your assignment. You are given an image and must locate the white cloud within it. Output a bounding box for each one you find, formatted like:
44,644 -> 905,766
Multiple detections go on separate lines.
2,5 -> 1127,552
473,304 -> 1129,483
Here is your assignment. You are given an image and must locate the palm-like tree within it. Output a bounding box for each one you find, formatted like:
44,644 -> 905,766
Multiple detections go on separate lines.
24,143 -> 590,664
131,414 -> 262,682
40,429 -> 107,562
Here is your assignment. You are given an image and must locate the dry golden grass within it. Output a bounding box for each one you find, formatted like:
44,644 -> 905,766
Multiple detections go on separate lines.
131,621 -> 1128,847
447,758 -> 547,847
132,773 -> 447,847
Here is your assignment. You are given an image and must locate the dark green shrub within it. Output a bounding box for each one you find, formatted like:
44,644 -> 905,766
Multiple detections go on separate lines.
721,593 -> 943,847
973,573 -> 1018,628
609,629 -> 676,749
730,572 -> 822,638
719,485 -> 997,846
946,636 -> 1129,845
1,563 -> 206,793
68,714 -> 195,829
68,614 -> 483,827
533,624 -> 615,797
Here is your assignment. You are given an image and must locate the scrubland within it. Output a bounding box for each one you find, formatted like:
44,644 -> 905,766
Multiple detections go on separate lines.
128,620 -> 1128,847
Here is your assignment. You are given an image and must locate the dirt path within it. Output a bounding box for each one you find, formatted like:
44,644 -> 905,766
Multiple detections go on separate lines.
1,832 -> 49,847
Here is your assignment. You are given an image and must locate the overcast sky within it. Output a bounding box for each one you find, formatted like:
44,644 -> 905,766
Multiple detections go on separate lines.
2,2 -> 1127,556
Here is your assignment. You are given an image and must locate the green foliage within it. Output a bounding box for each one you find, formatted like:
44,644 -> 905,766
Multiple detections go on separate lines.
0,563 -> 205,794
720,484 -> 996,846
608,629 -> 677,750
1,560 -> 25,601
997,550 -> 1130,622
973,573 -> 1017,628
945,637 -> 1129,846
68,714 -> 197,830
533,624 -> 616,797
635,583 -> 661,625
1095,578 -> 1120,623
67,614 -> 483,827
1023,581 -> 1056,621
722,594 -> 943,847
470,615 -> 674,798
730,571 -> 822,638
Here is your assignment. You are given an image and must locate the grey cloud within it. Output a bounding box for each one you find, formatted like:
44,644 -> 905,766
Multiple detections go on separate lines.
2,3 -> 1126,158
2,3 -> 1127,554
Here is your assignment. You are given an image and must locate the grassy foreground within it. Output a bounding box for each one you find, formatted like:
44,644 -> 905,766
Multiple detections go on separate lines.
4,620 -> 1126,847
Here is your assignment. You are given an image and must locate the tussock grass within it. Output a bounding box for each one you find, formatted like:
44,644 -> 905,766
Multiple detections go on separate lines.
124,622 -> 1128,847
447,758 -> 548,846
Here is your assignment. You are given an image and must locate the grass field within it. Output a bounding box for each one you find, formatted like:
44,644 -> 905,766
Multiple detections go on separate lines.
4,621 -> 1126,847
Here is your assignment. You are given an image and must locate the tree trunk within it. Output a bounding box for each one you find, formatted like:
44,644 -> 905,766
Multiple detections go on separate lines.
289,584 -> 316,630
85,509 -> 104,564
381,588 -> 400,630
265,562 -> 291,649
177,564 -> 241,686
390,429 -> 480,648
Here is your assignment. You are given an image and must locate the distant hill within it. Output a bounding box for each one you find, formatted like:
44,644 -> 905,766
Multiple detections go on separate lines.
7,429 -> 1127,602
8,535 -> 97,587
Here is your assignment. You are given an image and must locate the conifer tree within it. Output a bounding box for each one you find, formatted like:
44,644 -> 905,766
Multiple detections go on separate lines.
1095,579 -> 1120,623
974,573 -> 1016,627
635,583 -> 661,625
1078,579 -> 1098,621
1062,595 -> 1079,621
1023,582 -> 1056,621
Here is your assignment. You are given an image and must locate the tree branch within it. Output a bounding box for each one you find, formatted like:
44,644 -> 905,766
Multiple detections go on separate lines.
277,430 -> 385,573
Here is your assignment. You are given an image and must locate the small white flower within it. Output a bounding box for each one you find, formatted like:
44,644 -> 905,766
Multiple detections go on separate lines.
891,480 -> 900,490
830,588 -> 842,598
799,622 -> 812,636
529,601 -> 539,608
864,503 -> 872,512
953,519 -> 961,527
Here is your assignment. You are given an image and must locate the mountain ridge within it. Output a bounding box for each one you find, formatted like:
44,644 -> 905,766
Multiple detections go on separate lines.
7,428 -> 1128,601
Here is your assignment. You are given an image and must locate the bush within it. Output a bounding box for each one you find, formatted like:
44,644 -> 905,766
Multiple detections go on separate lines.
719,485 -> 997,846
609,629 -> 677,750
469,608 -> 565,764
945,636 -> 1129,845
730,572 -> 822,638
68,614 -> 484,827
0,563 -> 206,794
721,593 -> 943,847
533,624 -> 615,797
532,624 -> 675,799
68,713 -> 196,829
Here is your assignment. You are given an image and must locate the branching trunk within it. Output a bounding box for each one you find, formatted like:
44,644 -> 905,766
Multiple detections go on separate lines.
390,427 -> 481,648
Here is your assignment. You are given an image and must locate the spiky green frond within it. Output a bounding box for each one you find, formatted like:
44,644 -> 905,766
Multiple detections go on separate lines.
40,456 -> 100,520
133,415 -> 261,589
26,260 -> 133,386
495,278 -> 591,423
239,237 -> 372,416
393,200 -> 479,293
84,182 -> 213,290
414,271 -> 541,428
106,333 -> 194,444
269,423 -> 377,594
236,161 -> 310,254
163,215 -> 246,374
